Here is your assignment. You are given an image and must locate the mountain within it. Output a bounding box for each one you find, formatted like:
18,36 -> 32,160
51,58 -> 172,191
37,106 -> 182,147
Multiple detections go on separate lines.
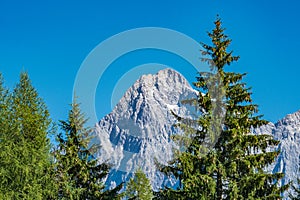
253,110 -> 300,197
94,68 -> 300,198
93,68 -> 197,190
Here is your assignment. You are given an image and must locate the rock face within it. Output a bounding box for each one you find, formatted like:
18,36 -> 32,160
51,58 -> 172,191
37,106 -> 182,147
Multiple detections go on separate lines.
254,111 -> 300,197
94,68 -> 197,189
94,68 -> 300,198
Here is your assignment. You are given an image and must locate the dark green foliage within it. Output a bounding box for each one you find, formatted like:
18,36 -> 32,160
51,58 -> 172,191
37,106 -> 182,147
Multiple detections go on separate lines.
158,17 -> 289,199
0,72 -> 56,199
289,180 -> 300,200
54,99 -> 122,199
125,168 -> 154,200
153,188 -> 186,200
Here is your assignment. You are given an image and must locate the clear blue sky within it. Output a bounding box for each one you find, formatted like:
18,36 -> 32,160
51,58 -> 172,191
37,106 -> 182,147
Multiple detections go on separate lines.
1,0 -> 300,124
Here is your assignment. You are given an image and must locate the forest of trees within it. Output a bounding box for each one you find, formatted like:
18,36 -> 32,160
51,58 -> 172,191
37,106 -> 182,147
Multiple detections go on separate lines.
0,18 -> 298,199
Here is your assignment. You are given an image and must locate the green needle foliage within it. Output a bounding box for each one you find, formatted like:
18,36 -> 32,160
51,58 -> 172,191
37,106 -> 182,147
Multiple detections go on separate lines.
125,168 -> 154,200
54,99 -> 122,199
157,17 -> 289,199
0,72 -> 56,199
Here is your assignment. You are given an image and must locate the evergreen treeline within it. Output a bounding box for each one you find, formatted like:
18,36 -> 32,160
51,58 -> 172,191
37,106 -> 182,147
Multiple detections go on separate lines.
0,17 -> 295,199
0,73 -> 122,199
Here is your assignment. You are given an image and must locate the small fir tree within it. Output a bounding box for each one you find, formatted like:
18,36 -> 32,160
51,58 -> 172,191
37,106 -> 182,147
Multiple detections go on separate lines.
126,168 -> 154,200
54,99 -> 122,199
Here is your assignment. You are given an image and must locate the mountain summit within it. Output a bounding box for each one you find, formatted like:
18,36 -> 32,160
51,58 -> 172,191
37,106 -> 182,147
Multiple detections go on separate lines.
94,68 -> 196,189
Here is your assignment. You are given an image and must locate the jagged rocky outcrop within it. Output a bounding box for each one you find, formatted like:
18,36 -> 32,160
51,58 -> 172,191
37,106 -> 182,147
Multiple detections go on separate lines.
94,68 -> 196,189
254,111 -> 300,197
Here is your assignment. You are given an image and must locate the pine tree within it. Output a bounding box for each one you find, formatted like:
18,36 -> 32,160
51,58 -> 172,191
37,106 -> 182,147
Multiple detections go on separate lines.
54,99 -> 122,199
125,168 -> 154,200
0,72 -> 56,199
158,17 -> 289,199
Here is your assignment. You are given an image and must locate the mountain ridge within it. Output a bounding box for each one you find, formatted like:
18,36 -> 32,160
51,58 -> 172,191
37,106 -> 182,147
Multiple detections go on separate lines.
94,68 -> 300,198
254,109 -> 300,193
94,68 -> 197,189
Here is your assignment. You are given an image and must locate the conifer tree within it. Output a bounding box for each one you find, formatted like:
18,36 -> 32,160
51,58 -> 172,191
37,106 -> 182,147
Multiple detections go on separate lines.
0,72 -> 56,199
125,168 -> 154,200
158,17 -> 289,199
54,99 -> 122,199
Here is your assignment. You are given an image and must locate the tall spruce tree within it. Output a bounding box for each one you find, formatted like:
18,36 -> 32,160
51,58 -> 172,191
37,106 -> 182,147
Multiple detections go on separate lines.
125,168 -> 154,200
0,72 -> 56,199
158,17 -> 289,199
54,99 -> 122,199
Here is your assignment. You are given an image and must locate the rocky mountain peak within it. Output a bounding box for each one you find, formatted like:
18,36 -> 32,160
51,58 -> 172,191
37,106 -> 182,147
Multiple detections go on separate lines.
94,68 -> 196,189
276,109 -> 300,127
